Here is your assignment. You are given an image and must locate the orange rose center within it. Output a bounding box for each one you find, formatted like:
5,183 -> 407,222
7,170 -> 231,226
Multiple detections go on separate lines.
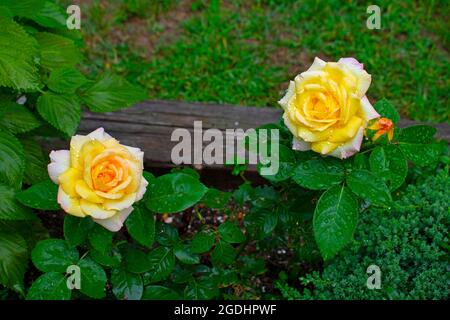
91,156 -> 129,192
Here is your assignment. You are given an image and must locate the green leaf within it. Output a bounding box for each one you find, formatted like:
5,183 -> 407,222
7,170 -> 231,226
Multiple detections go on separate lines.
184,278 -> 218,300
26,272 -> 71,300
111,268 -> 143,300
31,239 -> 79,272
292,158 -> 345,190
0,15 -> 40,91
0,130 -> 25,189
0,101 -> 42,134
174,244 -> 200,265
398,143 -> 441,167
148,246 -> 175,281
0,231 -> 28,289
373,99 -> 400,124
35,32 -> 82,70
313,185 -> 358,261
0,183 -> 34,220
124,247 -> 153,274
2,0 -> 46,19
16,179 -> 59,210
191,230 -> 215,254
232,183 -> 253,206
77,258 -> 107,299
201,188 -> 231,209
90,247 -> 121,268
211,240 -> 235,265
398,125 -> 436,144
346,169 -> 392,206
258,144 -> 296,182
218,221 -> 245,244
63,215 -> 93,247
146,173 -> 208,213
80,73 -> 147,112
397,125 -> 441,167
88,224 -> 113,254
37,92 -> 80,137
142,285 -> 180,300
125,205 -> 155,248
353,153 -> 369,170
46,67 -> 87,93
369,145 -> 407,191
31,1 -> 66,29
20,137 -> 48,185
155,222 -> 179,247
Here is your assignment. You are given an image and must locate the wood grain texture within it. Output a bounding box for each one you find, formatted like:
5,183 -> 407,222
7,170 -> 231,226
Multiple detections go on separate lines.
42,100 -> 449,170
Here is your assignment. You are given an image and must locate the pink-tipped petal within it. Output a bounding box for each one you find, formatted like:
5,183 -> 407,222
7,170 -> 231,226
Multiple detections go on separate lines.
48,150 -> 70,184
338,57 -> 364,70
360,96 -> 380,120
292,137 -> 311,151
93,206 -> 134,232
338,57 -> 371,97
87,127 -> 112,141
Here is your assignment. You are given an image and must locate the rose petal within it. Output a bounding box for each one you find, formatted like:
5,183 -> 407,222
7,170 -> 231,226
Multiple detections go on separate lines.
307,57 -> 327,72
125,145 -> 144,164
278,80 -> 295,110
57,186 -> 85,217
80,199 -> 117,219
338,57 -> 364,70
48,150 -> 70,184
87,127 -> 112,142
93,206 -> 134,232
360,96 -> 380,121
338,57 -> 371,97
292,137 -> 311,151
103,193 -> 136,211
135,177 -> 148,201
329,127 -> 364,159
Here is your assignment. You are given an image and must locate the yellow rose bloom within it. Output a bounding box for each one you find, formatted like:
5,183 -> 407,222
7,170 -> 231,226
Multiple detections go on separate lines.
48,128 -> 148,232
279,57 -> 380,159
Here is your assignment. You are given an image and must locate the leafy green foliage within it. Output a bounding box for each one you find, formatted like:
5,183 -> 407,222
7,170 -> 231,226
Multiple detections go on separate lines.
0,15 -> 40,91
0,184 -> 34,220
111,268 -> 143,300
0,130 -> 25,189
369,145 -> 407,191
146,172 -> 208,213
0,101 -> 42,134
313,185 -> 358,261
80,73 -> 147,112
0,231 -> 28,289
346,169 -> 392,206
46,67 -> 87,93
293,158 -> 345,190
31,239 -> 79,273
77,258 -> 107,299
26,272 -> 71,300
37,92 -> 81,137
16,179 -> 59,210
191,230 -> 215,254
125,204 -> 155,248
280,170 -> 450,300
63,215 -> 93,247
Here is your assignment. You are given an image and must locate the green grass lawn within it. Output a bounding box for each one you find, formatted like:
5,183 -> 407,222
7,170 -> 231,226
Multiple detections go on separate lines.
77,0 -> 449,122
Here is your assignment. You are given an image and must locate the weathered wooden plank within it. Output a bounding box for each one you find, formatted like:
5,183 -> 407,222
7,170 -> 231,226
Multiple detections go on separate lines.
42,100 -> 449,170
